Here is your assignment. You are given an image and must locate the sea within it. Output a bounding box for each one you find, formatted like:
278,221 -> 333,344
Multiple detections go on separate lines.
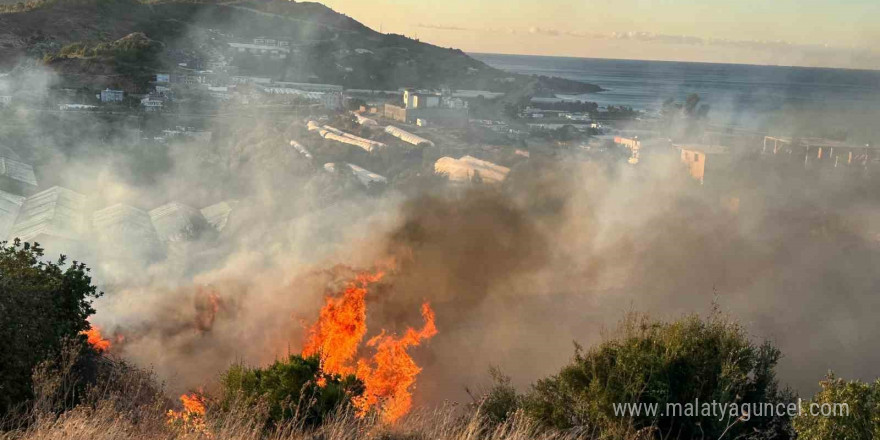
470,53 -> 880,132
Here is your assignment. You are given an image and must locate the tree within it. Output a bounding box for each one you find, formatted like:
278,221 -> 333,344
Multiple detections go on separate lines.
0,240 -> 102,416
794,375 -> 880,440
518,313 -> 793,439
219,354 -> 363,429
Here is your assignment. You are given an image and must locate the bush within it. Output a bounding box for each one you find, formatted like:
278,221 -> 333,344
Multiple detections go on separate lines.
0,240 -> 102,417
219,354 -> 363,429
793,374 -> 880,440
515,313 -> 793,439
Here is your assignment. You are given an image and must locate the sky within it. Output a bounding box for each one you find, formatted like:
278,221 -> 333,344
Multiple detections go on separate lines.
320,0 -> 880,70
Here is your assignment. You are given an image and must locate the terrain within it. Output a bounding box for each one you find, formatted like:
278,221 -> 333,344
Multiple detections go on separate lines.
0,0 -> 604,93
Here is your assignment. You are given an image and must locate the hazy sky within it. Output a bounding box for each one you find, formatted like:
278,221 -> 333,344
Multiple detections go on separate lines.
321,0 -> 880,69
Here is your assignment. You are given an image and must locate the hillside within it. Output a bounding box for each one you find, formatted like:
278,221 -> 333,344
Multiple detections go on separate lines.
0,0 -> 603,93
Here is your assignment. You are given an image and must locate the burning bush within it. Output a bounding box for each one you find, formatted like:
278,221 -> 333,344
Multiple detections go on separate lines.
218,354 -> 363,429
0,239 -> 103,418
497,313 -> 794,439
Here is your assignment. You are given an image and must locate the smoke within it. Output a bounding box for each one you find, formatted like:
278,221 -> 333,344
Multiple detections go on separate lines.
2,26 -> 880,411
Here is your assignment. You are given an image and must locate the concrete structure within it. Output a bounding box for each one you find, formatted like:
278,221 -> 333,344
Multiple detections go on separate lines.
383,103 -> 468,128
100,89 -> 124,103
149,202 -> 211,243
0,96 -> 11,106
0,156 -> 37,195
324,162 -> 387,186
384,125 -> 434,147
676,144 -> 731,184
403,89 -> 441,109
8,186 -> 88,243
434,155 -> 510,184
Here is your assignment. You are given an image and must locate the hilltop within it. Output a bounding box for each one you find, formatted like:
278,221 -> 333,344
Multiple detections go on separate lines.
0,0 -> 603,93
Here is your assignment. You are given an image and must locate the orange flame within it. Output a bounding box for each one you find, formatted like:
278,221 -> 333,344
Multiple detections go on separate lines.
302,271 -> 384,376
83,325 -> 111,352
301,271 -> 437,424
353,303 -> 437,424
180,393 -> 207,415
167,392 -> 210,437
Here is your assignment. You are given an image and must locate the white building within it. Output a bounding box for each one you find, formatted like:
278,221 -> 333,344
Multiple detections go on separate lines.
324,162 -> 387,186
384,125 -> 434,147
100,89 -> 124,103
434,155 -> 510,184
8,186 -> 88,243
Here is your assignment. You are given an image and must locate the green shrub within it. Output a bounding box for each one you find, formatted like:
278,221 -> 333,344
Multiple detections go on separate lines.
518,313 -> 793,439
0,240 -> 102,417
794,375 -> 880,440
219,354 -> 363,429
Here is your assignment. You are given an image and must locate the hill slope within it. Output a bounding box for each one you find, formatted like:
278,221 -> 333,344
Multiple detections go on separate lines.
0,0 -> 602,93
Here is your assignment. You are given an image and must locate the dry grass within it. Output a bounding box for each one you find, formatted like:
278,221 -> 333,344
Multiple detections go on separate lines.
0,349 -> 581,440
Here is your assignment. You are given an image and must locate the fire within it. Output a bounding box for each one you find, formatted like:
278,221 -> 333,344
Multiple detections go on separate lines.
167,392 -> 210,437
180,393 -> 207,415
301,270 -> 437,424
353,303 -> 437,424
83,324 -> 111,352
302,271 -> 384,376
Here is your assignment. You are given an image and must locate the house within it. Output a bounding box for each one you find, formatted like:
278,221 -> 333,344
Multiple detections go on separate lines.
676,144 -> 731,184
403,89 -> 441,109
100,89 -> 124,103
434,156 -> 510,184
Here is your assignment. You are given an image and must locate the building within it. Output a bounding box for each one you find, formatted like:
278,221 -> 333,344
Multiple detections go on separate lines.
434,155 -> 510,184
0,156 -> 37,196
0,95 -> 11,106
403,89 -> 441,109
384,125 -> 434,147
100,89 -> 124,103
228,41 -> 290,59
324,162 -> 387,186
140,93 -> 164,112
289,140 -> 313,159
383,103 -> 468,127
762,136 -> 878,170
7,186 -> 88,243
200,200 -> 237,233
59,104 -> 98,111
676,144 -> 731,184
614,136 -> 672,164
92,204 -> 164,262
307,121 -> 385,152
149,202 -> 213,243
0,190 -> 25,239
